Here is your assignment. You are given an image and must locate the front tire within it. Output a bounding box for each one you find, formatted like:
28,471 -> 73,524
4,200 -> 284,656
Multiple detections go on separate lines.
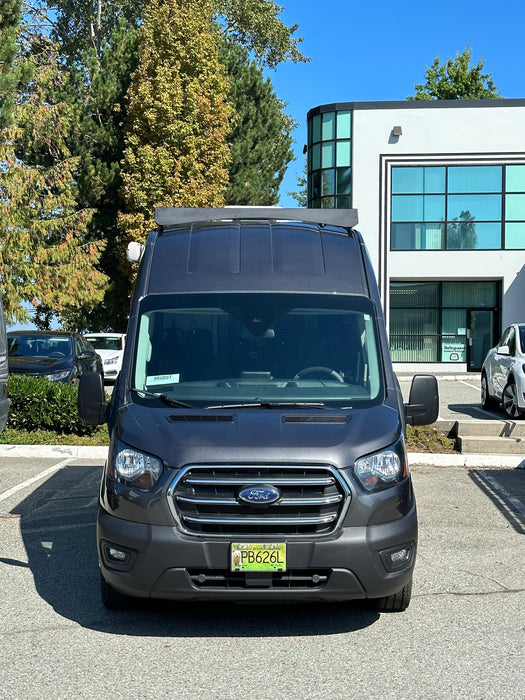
481,373 -> 498,410
100,571 -> 136,610
502,380 -> 524,419
370,578 -> 412,613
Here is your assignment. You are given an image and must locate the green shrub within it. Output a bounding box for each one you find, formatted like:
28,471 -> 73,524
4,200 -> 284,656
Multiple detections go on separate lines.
7,374 -> 100,436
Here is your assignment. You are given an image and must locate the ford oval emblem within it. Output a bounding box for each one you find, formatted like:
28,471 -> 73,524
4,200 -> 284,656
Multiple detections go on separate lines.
238,484 -> 281,505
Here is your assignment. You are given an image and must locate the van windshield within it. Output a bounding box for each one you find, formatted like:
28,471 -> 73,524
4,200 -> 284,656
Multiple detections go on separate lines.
132,293 -> 384,407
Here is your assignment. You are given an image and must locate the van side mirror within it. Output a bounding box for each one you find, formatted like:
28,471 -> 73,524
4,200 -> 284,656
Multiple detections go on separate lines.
404,374 -> 439,426
78,372 -> 108,425
497,345 -> 510,356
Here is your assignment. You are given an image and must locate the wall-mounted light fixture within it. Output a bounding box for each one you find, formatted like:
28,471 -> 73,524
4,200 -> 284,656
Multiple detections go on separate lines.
392,125 -> 403,137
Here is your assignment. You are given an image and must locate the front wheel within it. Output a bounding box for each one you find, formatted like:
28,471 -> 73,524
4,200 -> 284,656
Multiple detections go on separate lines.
100,571 -> 136,610
481,373 -> 498,410
502,380 -> 524,419
370,578 -> 412,613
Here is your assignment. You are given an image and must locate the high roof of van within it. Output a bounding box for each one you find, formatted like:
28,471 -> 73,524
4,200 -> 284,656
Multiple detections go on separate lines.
138,208 -> 372,297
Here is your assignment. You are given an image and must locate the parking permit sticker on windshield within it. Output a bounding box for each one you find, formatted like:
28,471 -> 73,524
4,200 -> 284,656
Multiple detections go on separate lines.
147,373 -> 180,385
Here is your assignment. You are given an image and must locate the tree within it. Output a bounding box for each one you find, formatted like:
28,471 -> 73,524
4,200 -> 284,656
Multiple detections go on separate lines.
409,45 -> 500,100
14,0 -> 306,328
0,34 -> 108,326
212,0 -> 307,68
287,163 -> 307,207
220,38 -> 295,205
117,0 -> 232,265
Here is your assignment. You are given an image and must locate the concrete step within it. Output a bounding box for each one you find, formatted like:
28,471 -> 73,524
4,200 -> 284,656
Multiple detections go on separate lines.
455,420 -> 525,438
457,434 -> 525,455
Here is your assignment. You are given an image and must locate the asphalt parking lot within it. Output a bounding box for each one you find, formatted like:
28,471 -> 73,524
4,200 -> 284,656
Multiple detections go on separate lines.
0,455 -> 524,700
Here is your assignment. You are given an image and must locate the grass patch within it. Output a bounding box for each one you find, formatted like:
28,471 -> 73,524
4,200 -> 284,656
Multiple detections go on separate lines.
0,425 -> 110,446
406,425 -> 457,453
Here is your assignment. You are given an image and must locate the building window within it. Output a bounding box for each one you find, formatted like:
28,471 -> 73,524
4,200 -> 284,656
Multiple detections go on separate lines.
389,281 -> 499,363
391,164 -> 525,250
308,110 -> 352,208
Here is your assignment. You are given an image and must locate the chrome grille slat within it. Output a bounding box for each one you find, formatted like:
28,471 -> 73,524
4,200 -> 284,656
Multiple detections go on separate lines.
176,494 -> 343,506
168,464 -> 350,537
182,513 -> 338,525
184,476 -> 335,486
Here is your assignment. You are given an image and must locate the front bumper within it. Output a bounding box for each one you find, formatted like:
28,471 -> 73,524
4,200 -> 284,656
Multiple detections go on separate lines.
97,504 -> 417,602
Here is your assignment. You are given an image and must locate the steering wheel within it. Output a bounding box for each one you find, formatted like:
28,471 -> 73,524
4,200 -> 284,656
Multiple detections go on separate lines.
49,352 -> 65,358
293,366 -> 344,382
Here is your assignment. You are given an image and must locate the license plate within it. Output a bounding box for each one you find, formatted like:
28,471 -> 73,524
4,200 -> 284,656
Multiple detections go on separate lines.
231,543 -> 286,572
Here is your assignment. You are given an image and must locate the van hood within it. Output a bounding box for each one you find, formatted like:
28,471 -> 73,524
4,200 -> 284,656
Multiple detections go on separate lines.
116,400 -> 403,469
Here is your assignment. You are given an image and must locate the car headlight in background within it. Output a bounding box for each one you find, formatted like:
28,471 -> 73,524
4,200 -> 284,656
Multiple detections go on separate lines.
46,369 -> 71,382
104,356 -> 119,366
110,441 -> 163,490
354,439 -> 407,492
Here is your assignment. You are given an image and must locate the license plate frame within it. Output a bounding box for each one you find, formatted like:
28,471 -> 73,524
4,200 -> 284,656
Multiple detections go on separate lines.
231,542 -> 286,572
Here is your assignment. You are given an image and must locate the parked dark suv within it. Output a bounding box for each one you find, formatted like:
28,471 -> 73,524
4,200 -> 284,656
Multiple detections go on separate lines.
78,208 -> 438,612
7,330 -> 103,384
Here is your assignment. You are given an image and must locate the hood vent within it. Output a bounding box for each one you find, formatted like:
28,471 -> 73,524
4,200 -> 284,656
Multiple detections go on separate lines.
283,415 -> 350,424
167,414 -> 234,423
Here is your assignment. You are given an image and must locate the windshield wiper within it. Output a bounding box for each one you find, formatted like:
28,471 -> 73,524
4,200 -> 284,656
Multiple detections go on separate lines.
205,401 -> 327,410
130,387 -> 194,409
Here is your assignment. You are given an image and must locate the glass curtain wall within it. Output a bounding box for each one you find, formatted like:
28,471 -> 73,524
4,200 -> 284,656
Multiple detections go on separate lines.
308,110 -> 352,208
391,164 -> 525,250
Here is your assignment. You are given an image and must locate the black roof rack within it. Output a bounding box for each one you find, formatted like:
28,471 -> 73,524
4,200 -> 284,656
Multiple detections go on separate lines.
154,207 -> 359,230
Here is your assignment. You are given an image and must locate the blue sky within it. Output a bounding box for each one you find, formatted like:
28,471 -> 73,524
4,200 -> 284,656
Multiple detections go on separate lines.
270,0 -> 525,205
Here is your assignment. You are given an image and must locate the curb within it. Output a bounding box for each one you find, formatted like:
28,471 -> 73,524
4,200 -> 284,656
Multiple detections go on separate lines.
0,444 -> 523,468
408,452 -> 525,468
0,445 -> 109,459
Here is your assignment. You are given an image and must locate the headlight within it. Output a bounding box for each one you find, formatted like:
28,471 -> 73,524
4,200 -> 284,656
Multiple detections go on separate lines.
354,439 -> 406,492
46,369 -> 71,381
111,442 -> 163,490
104,356 -> 119,366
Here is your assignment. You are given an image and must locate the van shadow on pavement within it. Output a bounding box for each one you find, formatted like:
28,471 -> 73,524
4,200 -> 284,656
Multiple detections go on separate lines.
3,464 -> 379,636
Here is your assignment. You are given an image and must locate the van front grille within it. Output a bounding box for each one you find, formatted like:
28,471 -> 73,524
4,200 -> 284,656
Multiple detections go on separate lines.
167,464 -> 350,537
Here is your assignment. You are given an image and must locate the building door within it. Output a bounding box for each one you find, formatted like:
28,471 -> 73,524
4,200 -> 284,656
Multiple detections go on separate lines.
467,310 -> 495,372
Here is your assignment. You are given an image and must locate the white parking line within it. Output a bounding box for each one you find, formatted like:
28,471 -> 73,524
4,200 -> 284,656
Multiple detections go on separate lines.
459,380 -> 481,392
0,458 -> 72,503
480,470 -> 525,517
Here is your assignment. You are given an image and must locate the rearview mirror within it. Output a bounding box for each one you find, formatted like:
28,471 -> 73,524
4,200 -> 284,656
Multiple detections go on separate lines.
497,345 -> 510,356
404,374 -> 439,427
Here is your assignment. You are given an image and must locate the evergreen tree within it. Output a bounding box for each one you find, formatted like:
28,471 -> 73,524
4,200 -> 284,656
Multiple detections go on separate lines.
409,45 -> 500,100
220,38 -> 295,205
117,0 -> 232,268
0,34 -> 107,326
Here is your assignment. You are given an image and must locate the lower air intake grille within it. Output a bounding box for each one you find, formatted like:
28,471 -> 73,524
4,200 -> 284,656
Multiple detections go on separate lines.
168,464 -> 350,537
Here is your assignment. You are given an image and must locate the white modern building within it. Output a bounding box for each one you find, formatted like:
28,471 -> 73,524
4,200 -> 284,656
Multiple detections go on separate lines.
306,99 -> 525,373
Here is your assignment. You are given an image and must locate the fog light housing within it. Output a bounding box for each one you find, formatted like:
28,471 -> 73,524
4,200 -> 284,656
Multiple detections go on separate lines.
101,541 -> 136,571
380,543 -> 414,572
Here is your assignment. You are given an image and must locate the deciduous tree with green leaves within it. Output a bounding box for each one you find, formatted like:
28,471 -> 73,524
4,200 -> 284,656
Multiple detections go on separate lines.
117,0 -> 233,265
0,33 -> 108,326
408,45 -> 500,100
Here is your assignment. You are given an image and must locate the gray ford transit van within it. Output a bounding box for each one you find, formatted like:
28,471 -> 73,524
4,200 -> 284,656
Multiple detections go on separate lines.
79,208 -> 438,611
0,298 -> 9,432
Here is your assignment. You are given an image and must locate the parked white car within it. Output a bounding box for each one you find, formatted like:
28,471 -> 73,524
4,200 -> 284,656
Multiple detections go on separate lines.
481,323 -> 525,418
84,333 -> 126,382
